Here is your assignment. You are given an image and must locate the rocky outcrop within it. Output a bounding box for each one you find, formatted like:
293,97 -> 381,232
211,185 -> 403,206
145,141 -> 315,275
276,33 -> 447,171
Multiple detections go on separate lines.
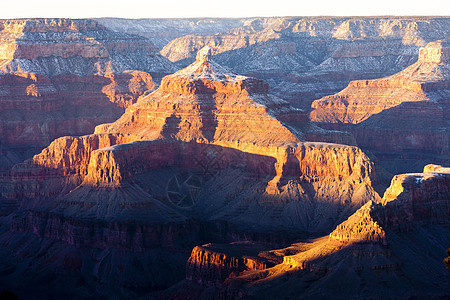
287,164 -> 450,264
328,201 -> 386,244
214,164 -> 450,299
3,47 -> 379,221
186,243 -> 274,285
96,18 -> 246,49
96,46 -> 304,146
0,18 -> 174,76
0,47 -> 381,300
81,49 -> 376,216
379,164 -> 450,229
0,18 -> 172,170
311,39 -> 450,124
310,39 -> 450,172
157,17 -> 450,108
3,133 -> 135,199
160,17 -> 449,65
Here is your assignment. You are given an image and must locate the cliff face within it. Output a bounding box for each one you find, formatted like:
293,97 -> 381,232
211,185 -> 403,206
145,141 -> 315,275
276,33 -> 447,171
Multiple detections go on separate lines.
0,18 -> 174,76
379,164 -> 450,228
2,133 -> 135,199
95,18 -> 246,49
85,48 -> 378,214
204,164 -> 449,300
0,48 -> 379,232
186,243 -> 274,285
0,18 -> 170,170
4,49 -> 378,222
160,17 -> 448,65
310,39 -> 450,172
311,39 -> 450,124
153,17 -> 450,108
288,164 -> 450,265
0,47 -> 381,299
96,46 -> 304,146
0,17 -> 449,300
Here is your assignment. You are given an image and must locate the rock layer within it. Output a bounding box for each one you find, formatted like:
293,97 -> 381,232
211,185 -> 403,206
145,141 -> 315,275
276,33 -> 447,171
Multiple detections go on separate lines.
0,47 -> 381,299
0,18 -> 171,170
209,164 -> 450,299
157,17 -> 450,108
310,39 -> 450,172
186,243 -> 275,285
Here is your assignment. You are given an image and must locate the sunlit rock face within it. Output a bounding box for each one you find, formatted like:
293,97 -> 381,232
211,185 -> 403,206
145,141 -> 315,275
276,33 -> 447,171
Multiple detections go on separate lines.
155,17 -> 450,108
190,164 -> 448,300
310,39 -> 450,173
0,18 -> 174,76
0,18 -> 173,170
6,47 -> 378,219
0,46 -> 384,299
185,243 -> 275,285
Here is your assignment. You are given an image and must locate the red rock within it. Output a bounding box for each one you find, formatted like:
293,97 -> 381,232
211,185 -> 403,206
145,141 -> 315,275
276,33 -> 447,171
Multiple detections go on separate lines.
310,39 -> 450,170
216,164 -> 450,299
3,47 -> 379,232
0,47 -> 385,300
0,18 -> 168,169
186,243 -> 274,285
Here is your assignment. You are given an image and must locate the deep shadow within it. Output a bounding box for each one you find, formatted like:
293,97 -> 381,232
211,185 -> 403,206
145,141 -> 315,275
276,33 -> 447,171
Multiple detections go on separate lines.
314,100 -> 450,174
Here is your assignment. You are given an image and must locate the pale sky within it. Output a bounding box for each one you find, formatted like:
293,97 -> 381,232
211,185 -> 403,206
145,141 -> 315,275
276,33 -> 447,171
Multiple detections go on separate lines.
0,0 -> 449,19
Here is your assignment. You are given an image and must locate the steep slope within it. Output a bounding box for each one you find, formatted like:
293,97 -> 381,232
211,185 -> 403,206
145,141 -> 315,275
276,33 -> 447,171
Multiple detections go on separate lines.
158,17 -> 450,108
311,39 -> 450,173
179,164 -> 449,299
0,18 -> 173,170
5,47 -> 376,225
0,47 -> 381,299
95,18 -> 246,49
0,18 -> 174,76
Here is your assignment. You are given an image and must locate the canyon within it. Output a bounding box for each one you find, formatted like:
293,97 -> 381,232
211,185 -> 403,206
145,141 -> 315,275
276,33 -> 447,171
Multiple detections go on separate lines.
0,46 -> 381,299
169,165 -> 449,299
0,16 -> 448,300
310,39 -> 450,173
0,18 -> 173,170
138,16 -> 450,109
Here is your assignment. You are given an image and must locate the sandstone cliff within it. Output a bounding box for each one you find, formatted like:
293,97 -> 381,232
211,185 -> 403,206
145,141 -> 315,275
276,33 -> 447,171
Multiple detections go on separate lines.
207,164 -> 450,299
0,18 -> 174,76
310,39 -> 450,173
186,242 -> 275,285
95,18 -> 246,49
156,17 -> 450,108
0,47 -> 382,299
0,18 -> 170,169
4,48 -> 378,230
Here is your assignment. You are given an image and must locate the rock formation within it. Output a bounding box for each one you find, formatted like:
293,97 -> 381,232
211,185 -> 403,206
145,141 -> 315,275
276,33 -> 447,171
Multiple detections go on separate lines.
181,164 -> 449,299
0,19 -> 174,76
0,16 -> 448,300
95,18 -> 246,49
186,242 -> 277,285
0,47 -> 382,299
310,39 -> 450,173
0,18 -> 173,170
156,17 -> 450,108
